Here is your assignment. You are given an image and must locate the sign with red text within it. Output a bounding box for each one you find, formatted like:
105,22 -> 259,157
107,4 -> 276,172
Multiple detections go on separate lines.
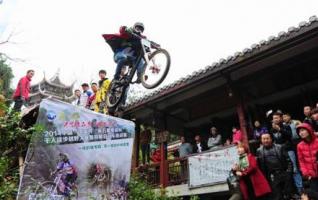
17,99 -> 135,200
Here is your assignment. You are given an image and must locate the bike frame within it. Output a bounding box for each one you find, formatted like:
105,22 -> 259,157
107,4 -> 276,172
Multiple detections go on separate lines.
122,33 -> 156,85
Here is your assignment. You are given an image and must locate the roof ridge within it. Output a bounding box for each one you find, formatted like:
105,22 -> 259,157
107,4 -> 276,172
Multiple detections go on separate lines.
125,15 -> 318,109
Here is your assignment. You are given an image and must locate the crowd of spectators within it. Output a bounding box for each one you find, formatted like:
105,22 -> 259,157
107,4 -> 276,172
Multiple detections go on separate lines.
171,105 -> 318,200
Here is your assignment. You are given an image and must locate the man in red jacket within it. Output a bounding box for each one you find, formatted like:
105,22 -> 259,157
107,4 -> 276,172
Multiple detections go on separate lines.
12,70 -> 34,111
297,123 -> 318,193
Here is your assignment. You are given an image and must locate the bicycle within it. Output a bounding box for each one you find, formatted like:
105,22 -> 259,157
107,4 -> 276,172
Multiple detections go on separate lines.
29,170 -> 78,200
105,31 -> 171,111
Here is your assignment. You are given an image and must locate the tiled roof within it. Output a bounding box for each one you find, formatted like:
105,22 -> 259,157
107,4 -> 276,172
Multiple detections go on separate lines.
125,16 -> 318,111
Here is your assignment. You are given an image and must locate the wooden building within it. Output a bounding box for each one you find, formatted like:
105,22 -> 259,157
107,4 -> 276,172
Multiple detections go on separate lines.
123,16 -> 318,198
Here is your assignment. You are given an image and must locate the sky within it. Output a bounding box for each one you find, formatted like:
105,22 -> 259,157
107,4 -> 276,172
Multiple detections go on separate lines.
1,0 -> 318,94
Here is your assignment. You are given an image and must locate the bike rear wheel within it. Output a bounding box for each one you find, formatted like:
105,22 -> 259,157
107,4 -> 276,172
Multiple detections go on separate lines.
106,80 -> 127,109
141,49 -> 171,89
34,181 -> 58,196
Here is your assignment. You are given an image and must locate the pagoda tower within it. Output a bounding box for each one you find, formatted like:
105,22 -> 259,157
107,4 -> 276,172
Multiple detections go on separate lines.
28,70 -> 75,105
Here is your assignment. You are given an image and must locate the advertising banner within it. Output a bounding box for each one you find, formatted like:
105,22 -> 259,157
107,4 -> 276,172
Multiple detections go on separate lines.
17,99 -> 135,200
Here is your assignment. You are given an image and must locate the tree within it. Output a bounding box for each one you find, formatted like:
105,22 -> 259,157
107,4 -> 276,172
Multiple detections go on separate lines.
0,56 -> 14,98
0,102 -> 40,199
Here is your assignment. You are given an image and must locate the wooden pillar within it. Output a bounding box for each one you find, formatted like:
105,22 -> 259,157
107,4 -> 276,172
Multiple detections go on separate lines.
154,112 -> 169,188
237,100 -> 249,148
132,121 -> 140,169
159,142 -> 168,187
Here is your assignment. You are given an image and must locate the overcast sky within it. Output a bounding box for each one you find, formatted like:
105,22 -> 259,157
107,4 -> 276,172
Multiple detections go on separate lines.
1,0 -> 318,93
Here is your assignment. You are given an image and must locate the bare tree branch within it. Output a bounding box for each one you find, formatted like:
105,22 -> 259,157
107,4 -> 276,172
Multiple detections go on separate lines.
0,52 -> 26,62
0,31 -> 14,45
0,30 -> 26,62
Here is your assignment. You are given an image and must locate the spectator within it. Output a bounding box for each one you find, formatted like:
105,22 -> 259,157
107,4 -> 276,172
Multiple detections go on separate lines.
193,135 -> 208,153
271,111 -> 298,197
296,123 -> 318,193
301,190 -> 318,200
150,147 -> 161,163
179,136 -> 193,157
72,89 -> 81,106
81,83 -> 92,97
283,113 -> 301,143
86,83 -> 98,111
207,127 -> 222,150
232,143 -> 271,200
270,112 -> 292,150
283,112 -> 303,195
304,106 -> 313,124
256,132 -> 294,200
95,70 -> 110,114
179,136 -> 192,180
252,120 -> 263,142
13,69 -> 34,111
232,127 -> 242,145
311,107 -> 318,136
140,125 -> 152,165
224,138 -> 232,146
78,83 -> 90,108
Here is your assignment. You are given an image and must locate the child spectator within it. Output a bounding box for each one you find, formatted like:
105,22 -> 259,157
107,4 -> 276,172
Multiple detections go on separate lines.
232,127 -> 242,145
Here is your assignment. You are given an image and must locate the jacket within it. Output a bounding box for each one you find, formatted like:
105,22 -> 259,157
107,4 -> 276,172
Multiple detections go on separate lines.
207,134 -> 222,149
297,123 -> 318,178
86,93 -> 96,110
237,154 -> 271,200
270,123 -> 292,150
13,76 -> 31,100
94,78 -> 110,113
256,144 -> 293,178
102,26 -> 146,53
232,130 -> 242,144
150,149 -> 161,163
193,142 -> 208,153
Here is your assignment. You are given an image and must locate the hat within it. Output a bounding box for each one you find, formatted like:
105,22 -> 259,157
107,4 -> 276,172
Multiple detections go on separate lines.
296,123 -> 313,135
260,127 -> 269,134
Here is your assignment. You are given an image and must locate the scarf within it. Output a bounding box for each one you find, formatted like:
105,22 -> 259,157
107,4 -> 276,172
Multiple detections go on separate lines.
239,154 -> 249,170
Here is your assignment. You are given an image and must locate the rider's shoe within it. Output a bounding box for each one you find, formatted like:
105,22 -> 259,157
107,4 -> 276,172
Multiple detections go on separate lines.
135,75 -> 148,84
113,79 -> 122,85
135,77 -> 142,84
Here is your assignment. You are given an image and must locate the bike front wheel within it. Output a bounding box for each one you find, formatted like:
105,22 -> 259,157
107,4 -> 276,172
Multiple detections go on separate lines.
141,49 -> 171,89
106,80 -> 127,109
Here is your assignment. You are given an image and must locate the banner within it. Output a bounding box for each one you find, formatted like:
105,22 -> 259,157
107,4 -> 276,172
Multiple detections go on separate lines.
188,146 -> 238,188
17,99 -> 135,200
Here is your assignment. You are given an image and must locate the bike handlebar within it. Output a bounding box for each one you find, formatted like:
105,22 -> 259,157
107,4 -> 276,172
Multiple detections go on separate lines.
126,29 -> 161,49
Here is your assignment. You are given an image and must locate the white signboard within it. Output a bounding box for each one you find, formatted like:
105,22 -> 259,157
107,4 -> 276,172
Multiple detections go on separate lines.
188,146 -> 238,188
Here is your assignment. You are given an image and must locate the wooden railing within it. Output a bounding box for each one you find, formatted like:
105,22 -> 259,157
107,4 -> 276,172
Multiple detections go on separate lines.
135,157 -> 189,187
135,163 -> 161,187
167,157 -> 188,186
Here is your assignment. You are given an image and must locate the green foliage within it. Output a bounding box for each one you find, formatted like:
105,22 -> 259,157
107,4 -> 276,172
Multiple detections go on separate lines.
0,102 -> 39,199
0,56 -> 14,97
128,176 -> 181,200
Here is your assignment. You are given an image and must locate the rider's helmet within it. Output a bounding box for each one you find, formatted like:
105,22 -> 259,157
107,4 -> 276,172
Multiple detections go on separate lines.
133,22 -> 144,34
59,153 -> 69,162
